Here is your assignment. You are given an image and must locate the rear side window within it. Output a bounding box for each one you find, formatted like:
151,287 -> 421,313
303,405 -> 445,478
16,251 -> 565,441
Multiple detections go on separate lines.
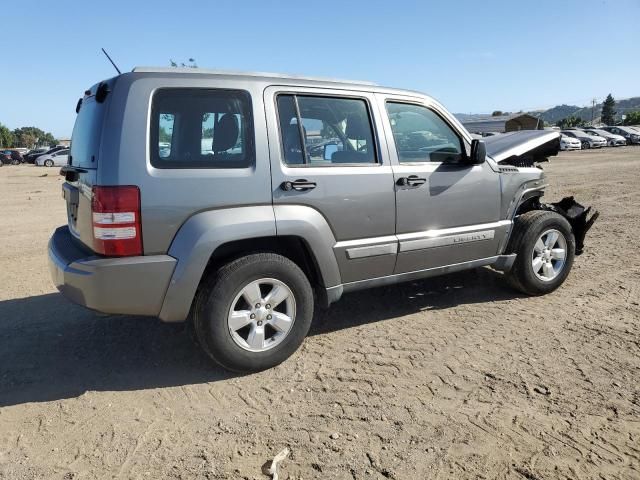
277,94 -> 377,166
150,89 -> 254,169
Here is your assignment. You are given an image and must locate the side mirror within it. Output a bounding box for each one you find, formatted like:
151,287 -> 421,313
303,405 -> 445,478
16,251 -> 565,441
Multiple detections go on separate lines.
323,143 -> 338,161
470,139 -> 486,165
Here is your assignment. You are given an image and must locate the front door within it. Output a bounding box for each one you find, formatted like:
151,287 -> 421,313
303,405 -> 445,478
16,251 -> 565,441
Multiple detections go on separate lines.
378,95 -> 504,274
265,87 -> 397,284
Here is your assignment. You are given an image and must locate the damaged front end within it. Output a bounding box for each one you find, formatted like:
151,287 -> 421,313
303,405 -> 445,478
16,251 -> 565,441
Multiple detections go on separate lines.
486,130 -> 599,254
525,196 -> 599,255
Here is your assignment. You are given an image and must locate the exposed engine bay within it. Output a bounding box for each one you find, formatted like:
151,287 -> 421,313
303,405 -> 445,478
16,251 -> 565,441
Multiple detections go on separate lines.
519,196 -> 599,255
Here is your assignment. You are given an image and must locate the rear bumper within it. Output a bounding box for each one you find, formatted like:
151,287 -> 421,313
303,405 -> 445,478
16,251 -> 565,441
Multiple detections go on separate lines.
48,226 -> 176,316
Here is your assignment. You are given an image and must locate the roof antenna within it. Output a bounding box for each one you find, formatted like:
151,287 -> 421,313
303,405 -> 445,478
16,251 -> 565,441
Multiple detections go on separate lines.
101,48 -> 122,75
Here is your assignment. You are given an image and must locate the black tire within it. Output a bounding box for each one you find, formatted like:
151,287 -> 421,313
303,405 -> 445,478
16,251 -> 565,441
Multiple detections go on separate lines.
506,211 -> 575,296
581,141 -> 590,150
44,159 -> 54,167
192,253 -> 314,372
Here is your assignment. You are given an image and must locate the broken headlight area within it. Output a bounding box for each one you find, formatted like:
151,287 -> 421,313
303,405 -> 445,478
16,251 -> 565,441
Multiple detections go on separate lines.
538,196 -> 599,255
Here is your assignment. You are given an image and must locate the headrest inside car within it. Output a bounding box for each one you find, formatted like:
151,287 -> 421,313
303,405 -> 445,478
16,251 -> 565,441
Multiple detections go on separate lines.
213,114 -> 239,152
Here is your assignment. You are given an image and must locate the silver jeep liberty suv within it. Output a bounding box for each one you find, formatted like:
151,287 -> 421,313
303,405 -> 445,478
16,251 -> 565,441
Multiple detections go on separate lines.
49,68 -> 597,372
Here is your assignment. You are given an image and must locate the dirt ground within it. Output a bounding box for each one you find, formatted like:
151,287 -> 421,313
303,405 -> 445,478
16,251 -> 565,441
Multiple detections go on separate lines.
0,147 -> 639,480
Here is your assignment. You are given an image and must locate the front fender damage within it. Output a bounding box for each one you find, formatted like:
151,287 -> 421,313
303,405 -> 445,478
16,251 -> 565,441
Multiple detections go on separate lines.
539,196 -> 599,255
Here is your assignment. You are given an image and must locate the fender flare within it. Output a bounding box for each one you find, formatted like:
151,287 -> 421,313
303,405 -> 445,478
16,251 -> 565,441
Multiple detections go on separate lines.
158,205 -> 342,322
159,206 -> 276,322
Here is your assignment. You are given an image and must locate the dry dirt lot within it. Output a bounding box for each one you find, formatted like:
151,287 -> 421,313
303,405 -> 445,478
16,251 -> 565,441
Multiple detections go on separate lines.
0,147 -> 639,480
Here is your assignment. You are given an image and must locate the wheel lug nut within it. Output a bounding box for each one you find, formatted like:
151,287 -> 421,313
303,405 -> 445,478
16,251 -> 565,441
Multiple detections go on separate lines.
250,313 -> 256,319
257,320 -> 263,326
255,303 -> 261,308
267,314 -> 272,320
266,304 -> 271,309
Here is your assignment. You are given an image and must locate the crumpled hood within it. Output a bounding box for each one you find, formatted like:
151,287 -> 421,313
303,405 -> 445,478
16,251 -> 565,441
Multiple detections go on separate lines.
482,130 -> 561,166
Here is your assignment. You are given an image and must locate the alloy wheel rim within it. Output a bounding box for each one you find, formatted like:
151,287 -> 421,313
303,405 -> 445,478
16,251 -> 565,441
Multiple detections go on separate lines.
227,278 -> 296,352
532,229 -> 567,282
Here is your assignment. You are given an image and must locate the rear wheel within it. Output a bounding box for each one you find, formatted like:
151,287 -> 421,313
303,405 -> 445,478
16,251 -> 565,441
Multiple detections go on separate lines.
506,211 -> 575,296
192,253 -> 314,372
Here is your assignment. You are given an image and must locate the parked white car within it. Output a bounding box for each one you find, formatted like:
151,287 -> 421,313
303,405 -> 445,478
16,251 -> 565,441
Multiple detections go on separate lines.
583,128 -> 626,147
560,134 -> 581,151
36,149 -> 69,166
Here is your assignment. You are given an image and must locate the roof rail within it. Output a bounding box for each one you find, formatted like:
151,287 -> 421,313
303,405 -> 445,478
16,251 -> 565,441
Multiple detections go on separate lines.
131,66 -> 378,86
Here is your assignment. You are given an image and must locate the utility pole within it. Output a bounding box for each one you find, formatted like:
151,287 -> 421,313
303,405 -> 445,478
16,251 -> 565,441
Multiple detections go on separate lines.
591,98 -> 597,126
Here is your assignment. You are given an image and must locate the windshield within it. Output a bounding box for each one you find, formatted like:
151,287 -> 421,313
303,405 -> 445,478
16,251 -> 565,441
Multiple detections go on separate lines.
70,95 -> 107,168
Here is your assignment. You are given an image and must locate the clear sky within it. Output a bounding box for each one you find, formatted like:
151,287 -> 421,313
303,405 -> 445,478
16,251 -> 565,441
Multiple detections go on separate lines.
3,0 -> 639,138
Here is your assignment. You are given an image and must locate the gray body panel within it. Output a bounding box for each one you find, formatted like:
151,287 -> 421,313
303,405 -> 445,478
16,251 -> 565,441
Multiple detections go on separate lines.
158,206 -> 276,322
49,226 -> 175,316
52,68 -> 548,322
264,86 -> 398,284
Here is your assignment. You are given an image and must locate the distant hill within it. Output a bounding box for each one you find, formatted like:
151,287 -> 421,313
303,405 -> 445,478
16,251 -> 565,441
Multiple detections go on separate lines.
536,104 -> 581,124
533,97 -> 640,124
456,96 -> 640,126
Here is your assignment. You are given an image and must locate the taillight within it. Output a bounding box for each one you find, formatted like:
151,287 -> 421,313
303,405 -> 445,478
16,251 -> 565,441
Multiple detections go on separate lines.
91,186 -> 142,256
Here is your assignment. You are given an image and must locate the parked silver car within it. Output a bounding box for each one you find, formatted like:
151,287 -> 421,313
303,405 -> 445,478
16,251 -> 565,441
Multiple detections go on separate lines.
601,126 -> 640,145
36,149 -> 69,166
48,68 -> 598,371
561,130 -> 607,149
582,128 -> 626,146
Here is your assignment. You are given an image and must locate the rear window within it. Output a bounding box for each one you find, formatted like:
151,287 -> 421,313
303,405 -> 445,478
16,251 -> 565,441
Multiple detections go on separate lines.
150,88 -> 254,169
70,96 -> 106,168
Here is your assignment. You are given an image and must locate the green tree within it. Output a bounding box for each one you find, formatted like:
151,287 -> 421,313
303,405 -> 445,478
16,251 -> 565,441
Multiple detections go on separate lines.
491,110 -> 503,116
601,94 -> 616,125
0,123 -> 14,147
557,115 -> 585,129
12,127 -> 57,148
622,111 -> 640,125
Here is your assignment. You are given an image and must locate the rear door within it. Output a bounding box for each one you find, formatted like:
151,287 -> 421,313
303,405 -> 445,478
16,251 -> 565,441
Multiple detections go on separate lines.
264,86 -> 397,284
378,94 -> 504,274
64,91 -> 105,247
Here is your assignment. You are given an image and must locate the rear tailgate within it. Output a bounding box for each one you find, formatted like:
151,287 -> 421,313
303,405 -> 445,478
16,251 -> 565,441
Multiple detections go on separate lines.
64,84 -> 111,252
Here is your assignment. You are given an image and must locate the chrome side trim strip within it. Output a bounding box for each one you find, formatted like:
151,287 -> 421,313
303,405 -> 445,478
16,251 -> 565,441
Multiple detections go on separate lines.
400,229 -> 495,252
334,235 -> 397,248
346,243 -> 398,259
397,220 -> 511,252
397,220 -> 511,241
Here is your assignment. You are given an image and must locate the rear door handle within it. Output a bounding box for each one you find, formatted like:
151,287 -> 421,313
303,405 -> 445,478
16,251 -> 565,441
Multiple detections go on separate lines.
397,175 -> 426,187
281,179 -> 317,192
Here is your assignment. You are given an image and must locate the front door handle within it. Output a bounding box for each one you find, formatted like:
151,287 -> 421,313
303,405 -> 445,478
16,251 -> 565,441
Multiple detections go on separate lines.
281,179 -> 317,192
397,175 -> 426,187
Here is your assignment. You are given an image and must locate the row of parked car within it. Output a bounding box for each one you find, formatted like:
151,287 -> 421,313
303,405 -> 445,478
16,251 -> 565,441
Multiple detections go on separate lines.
0,145 -> 69,166
559,126 -> 640,151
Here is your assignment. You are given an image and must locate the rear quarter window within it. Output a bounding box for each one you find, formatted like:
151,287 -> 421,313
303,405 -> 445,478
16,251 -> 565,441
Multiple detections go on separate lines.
70,96 -> 106,168
150,88 -> 254,169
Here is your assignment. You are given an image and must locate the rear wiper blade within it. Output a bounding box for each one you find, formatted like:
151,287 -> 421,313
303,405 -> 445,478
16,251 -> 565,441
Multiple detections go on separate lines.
60,165 -> 88,180
60,165 -> 88,174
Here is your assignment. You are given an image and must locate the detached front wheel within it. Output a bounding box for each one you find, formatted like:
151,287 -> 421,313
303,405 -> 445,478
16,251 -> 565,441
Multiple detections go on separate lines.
192,253 -> 314,372
506,211 -> 575,296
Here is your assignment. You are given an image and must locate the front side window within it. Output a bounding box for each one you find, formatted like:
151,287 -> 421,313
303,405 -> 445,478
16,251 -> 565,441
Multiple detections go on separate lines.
277,94 -> 377,166
150,89 -> 254,169
386,102 -> 464,163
